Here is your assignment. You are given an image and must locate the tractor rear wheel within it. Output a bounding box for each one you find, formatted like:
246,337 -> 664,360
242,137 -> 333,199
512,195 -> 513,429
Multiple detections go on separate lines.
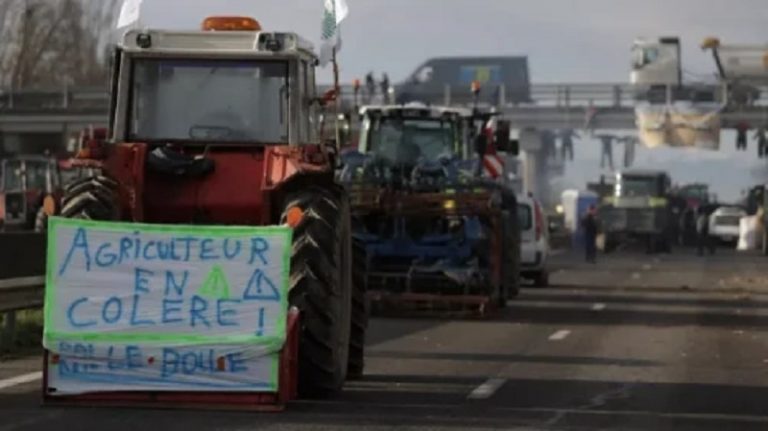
282,186 -> 353,398
60,176 -> 119,220
347,238 -> 368,380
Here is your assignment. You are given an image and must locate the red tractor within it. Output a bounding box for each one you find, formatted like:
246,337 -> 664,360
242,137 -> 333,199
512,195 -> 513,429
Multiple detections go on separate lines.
34,128 -> 105,232
0,155 -> 61,231
60,17 -> 364,398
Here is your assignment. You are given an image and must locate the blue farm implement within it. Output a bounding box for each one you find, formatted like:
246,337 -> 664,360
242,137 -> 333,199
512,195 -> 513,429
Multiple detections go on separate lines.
350,185 -> 508,316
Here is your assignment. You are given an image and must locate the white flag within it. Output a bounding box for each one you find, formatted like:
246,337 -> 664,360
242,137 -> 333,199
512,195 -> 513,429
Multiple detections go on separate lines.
319,0 -> 349,67
117,0 -> 143,29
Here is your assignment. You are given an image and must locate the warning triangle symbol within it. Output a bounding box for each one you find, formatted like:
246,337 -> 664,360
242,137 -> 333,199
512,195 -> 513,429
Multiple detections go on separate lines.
197,265 -> 232,300
242,269 -> 281,302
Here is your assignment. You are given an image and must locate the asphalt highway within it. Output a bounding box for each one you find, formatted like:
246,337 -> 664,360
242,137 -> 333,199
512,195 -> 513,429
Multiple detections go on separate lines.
3,248 -> 768,430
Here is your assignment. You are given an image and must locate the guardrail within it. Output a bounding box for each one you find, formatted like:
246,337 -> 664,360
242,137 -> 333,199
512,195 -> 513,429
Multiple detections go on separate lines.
0,276 -> 45,314
0,232 -> 46,347
0,276 -> 44,348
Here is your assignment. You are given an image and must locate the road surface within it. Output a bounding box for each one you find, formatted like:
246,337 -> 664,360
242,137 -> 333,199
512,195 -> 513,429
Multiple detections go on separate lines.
3,248 -> 768,430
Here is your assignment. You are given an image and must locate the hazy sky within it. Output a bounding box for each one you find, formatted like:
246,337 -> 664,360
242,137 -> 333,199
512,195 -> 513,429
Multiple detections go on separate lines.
140,0 -> 767,83
137,0 -> 768,199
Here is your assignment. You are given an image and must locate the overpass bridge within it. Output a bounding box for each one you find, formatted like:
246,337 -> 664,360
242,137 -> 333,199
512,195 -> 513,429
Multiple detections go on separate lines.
1,83 -> 767,151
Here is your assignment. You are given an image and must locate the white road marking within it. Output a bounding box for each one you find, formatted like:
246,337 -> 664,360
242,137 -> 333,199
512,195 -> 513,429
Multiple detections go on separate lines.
0,371 -> 42,391
592,303 -> 607,311
467,378 -> 507,400
548,330 -> 572,341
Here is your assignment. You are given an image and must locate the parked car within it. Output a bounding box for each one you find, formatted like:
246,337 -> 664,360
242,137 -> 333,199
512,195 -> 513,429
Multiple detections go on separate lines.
709,206 -> 746,245
518,194 -> 550,287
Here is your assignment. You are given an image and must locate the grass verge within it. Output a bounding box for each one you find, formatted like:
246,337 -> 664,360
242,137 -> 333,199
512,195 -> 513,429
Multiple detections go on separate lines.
0,309 -> 43,360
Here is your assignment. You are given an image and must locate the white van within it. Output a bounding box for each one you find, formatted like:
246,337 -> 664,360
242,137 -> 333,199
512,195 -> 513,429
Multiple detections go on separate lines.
518,194 -> 550,287
709,206 -> 746,244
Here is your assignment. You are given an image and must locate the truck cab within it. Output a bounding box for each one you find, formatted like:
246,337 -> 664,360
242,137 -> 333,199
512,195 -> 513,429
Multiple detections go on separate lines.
631,37 -> 681,87
601,170 -> 675,252
614,170 -> 671,206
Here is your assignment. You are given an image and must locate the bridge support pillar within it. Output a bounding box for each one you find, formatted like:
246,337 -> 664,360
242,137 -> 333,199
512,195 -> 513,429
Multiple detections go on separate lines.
519,129 -> 557,208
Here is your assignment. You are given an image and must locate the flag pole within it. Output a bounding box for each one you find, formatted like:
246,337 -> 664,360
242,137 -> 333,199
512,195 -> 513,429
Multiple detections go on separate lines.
333,46 -> 341,151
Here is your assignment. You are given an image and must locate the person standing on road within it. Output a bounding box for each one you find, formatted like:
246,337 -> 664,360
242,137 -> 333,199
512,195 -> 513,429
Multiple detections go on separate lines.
696,208 -> 715,256
581,205 -> 599,263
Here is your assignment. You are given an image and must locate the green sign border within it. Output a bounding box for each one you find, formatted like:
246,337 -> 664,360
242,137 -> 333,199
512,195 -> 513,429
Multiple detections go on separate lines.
44,217 -> 293,390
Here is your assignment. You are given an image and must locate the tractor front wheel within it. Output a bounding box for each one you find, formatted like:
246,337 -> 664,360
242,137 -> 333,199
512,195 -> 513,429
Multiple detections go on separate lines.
60,176 -> 119,220
282,186 -> 353,398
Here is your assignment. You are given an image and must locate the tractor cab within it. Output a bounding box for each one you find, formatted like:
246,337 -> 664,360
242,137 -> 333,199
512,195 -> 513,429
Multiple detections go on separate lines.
89,16 -> 333,224
614,170 -> 671,205
110,18 -> 320,147
0,155 -> 60,230
342,104 -> 472,187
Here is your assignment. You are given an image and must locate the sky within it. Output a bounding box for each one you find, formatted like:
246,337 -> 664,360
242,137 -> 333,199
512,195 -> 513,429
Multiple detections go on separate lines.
136,0 -> 768,200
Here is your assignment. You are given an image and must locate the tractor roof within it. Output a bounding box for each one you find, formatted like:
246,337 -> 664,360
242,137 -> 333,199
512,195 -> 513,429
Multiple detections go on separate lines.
359,103 -> 471,119
119,29 -> 317,61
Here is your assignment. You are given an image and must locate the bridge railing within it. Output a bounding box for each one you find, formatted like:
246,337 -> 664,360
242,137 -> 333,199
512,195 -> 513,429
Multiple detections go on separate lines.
0,82 -> 762,113
312,82 -> 755,110
318,83 -> 641,108
0,276 -> 44,314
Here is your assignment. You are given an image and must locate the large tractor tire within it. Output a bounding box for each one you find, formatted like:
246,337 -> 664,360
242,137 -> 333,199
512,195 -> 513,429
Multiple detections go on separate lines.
60,176 -> 120,220
347,238 -> 368,380
282,186 -> 353,398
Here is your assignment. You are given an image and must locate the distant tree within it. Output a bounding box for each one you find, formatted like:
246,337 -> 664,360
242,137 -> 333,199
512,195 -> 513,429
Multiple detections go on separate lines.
0,0 -> 120,88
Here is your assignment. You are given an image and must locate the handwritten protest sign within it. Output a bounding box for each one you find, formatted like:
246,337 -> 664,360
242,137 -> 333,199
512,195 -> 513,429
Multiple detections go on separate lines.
43,217 -> 291,395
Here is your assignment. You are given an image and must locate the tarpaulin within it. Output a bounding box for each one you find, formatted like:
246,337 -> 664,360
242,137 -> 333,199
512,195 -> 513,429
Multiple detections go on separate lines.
635,103 -> 722,150
737,215 -> 761,251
